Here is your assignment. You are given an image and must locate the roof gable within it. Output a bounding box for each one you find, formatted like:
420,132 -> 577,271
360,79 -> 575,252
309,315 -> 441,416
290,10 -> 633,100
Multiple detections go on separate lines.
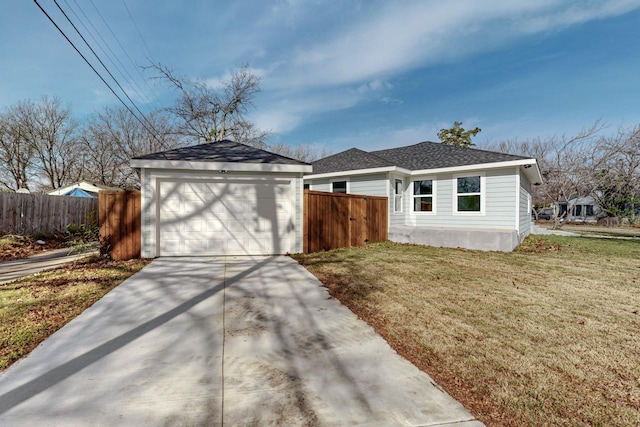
132,140 -> 309,166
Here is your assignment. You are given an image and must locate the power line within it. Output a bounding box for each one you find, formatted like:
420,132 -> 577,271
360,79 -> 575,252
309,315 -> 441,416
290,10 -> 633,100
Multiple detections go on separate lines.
53,0 -> 156,130
33,0 -> 167,148
63,0 -> 154,109
81,0 -> 163,109
121,0 -> 156,63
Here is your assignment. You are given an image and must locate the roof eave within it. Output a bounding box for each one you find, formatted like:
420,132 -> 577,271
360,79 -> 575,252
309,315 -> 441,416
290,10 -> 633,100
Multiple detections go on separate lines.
304,159 -> 543,184
130,159 -> 312,174
304,166 -> 411,180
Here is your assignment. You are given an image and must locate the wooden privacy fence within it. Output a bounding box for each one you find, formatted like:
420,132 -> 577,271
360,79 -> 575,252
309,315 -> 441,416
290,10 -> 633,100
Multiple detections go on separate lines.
99,191 -> 141,260
303,190 -> 388,253
0,192 -> 98,235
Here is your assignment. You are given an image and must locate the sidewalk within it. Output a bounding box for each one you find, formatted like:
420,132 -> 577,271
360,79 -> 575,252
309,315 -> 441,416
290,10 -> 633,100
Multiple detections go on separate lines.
0,245 -> 99,284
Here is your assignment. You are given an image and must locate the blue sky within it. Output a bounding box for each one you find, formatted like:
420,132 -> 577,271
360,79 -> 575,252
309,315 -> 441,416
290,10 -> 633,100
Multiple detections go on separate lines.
1,1 -> 639,153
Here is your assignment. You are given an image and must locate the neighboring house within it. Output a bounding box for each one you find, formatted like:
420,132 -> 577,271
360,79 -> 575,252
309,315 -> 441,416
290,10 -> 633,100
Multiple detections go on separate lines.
130,140 -> 312,257
304,141 -> 543,252
558,196 -> 601,223
47,181 -> 121,198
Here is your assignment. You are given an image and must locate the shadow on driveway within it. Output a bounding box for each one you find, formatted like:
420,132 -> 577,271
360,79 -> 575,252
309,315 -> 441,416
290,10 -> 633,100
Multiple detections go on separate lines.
0,256 -> 482,426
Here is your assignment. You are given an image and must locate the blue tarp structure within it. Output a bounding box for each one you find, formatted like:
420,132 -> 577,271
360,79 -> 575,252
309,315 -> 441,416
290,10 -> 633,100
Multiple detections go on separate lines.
61,188 -> 97,198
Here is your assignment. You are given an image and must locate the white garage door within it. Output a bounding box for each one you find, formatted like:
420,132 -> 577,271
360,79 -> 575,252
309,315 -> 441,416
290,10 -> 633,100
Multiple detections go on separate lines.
158,179 -> 294,256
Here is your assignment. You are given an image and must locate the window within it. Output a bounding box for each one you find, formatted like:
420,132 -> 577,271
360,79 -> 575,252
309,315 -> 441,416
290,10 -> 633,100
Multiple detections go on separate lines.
456,175 -> 481,212
394,179 -> 403,212
413,179 -> 433,212
303,183 -> 310,190
332,181 -> 347,193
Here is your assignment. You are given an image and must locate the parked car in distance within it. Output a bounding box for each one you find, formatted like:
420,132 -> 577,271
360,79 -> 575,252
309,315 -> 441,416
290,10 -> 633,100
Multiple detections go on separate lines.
535,208 -> 552,220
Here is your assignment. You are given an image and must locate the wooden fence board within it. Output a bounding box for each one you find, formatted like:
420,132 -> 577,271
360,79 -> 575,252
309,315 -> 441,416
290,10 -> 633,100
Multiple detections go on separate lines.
0,192 -> 98,236
99,191 -> 141,260
303,190 -> 388,253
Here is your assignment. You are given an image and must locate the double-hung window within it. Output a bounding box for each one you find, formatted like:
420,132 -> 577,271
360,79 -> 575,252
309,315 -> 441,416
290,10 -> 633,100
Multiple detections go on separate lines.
394,179 -> 403,212
413,179 -> 433,212
456,175 -> 482,212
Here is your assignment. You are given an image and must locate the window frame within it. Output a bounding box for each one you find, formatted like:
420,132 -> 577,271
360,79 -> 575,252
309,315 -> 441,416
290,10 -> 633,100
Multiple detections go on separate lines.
411,177 -> 436,214
330,178 -> 349,194
453,173 -> 485,215
392,177 -> 404,214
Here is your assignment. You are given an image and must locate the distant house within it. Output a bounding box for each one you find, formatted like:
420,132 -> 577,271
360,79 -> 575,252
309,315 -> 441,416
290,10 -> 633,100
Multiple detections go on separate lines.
47,181 -> 122,198
304,141 -> 542,252
558,196 -> 601,223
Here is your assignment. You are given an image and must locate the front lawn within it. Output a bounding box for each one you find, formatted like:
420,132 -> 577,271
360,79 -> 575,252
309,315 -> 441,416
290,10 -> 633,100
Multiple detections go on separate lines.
292,236 -> 640,427
0,256 -> 150,371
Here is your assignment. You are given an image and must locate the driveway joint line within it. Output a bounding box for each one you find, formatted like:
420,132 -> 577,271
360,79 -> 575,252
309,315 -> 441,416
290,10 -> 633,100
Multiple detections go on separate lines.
221,256 -> 227,426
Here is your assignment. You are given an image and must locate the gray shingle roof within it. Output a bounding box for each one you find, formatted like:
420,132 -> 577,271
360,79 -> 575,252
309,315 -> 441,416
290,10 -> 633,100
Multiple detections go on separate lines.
312,141 -> 529,174
132,140 -> 310,165
311,148 -> 394,175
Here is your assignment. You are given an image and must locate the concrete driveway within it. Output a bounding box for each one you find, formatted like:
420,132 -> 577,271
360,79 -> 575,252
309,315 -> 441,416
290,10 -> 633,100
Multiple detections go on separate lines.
0,256 -> 483,426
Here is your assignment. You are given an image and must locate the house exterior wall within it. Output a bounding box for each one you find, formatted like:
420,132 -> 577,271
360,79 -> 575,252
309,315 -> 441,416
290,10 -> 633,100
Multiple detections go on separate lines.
305,166 -> 536,251
405,168 -> 517,230
139,168 -> 304,258
518,169 -> 533,238
308,178 -> 331,192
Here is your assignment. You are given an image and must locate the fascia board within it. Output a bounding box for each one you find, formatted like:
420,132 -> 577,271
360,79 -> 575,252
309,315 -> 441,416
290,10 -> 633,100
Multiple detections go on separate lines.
409,159 -> 543,184
303,159 -> 543,185
130,159 -> 313,174
304,166 -> 411,180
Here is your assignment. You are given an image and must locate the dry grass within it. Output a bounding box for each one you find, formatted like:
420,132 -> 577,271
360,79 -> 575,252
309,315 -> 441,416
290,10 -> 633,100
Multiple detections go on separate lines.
292,236 -> 640,426
0,256 -> 150,371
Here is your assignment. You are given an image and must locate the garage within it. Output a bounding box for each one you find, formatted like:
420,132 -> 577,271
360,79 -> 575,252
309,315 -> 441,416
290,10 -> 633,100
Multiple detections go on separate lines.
131,141 -> 312,257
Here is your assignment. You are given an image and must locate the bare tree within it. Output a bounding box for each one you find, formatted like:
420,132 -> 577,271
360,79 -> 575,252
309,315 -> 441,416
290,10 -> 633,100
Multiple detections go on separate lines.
487,121 -> 609,227
150,64 -> 269,146
81,106 -> 180,188
592,124 -> 640,220
0,107 -> 34,191
15,96 -> 81,190
267,142 -> 332,162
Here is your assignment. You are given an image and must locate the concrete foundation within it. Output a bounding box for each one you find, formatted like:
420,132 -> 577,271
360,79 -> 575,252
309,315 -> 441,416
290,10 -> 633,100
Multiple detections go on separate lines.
389,226 -> 522,252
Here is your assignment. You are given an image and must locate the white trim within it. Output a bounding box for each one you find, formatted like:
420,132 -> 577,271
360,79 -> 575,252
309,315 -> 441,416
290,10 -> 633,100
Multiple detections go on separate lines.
305,166 -> 411,180
392,176 -> 404,214
304,159 -> 542,185
453,172 -> 485,215
410,176 -> 436,215
131,159 -> 312,174
515,168 -> 521,233
330,177 -> 350,194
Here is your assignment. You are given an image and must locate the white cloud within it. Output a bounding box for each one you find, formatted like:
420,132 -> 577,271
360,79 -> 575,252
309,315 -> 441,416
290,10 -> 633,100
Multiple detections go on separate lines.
265,0 -> 640,89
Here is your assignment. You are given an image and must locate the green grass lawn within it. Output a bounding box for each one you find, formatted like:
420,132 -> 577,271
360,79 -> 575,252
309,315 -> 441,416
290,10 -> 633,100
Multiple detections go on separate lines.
0,256 -> 150,371
292,235 -> 640,427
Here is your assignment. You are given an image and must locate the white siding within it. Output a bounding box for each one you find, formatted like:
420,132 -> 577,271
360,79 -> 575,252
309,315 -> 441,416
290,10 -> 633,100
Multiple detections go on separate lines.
308,178 -> 331,192
518,170 -> 533,237
408,168 -> 518,230
349,174 -> 388,196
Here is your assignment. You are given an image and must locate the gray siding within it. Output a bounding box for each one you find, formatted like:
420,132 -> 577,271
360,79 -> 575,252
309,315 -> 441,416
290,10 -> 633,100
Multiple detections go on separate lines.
408,168 -> 518,230
307,178 -> 331,192
518,170 -> 532,237
349,174 -> 388,196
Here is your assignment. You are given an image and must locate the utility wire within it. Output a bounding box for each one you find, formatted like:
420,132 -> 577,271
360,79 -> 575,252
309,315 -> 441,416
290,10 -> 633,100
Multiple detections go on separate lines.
63,0 -> 153,109
33,0 -> 167,148
80,0 -> 163,110
52,0 -> 159,135
121,0 -> 156,63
